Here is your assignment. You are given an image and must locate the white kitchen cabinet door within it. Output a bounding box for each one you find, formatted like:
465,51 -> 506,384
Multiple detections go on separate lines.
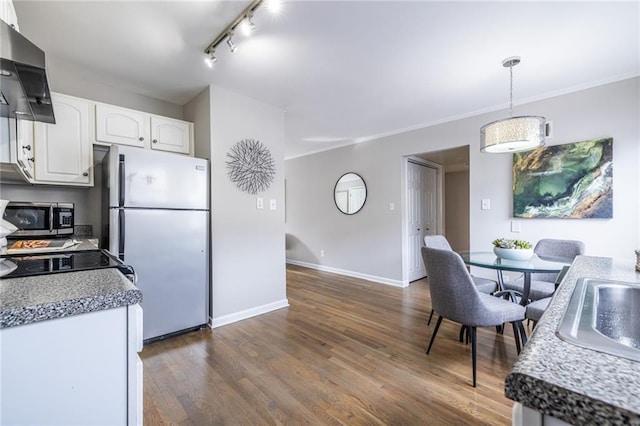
0,308 -> 128,425
0,0 -> 19,31
33,93 -> 93,186
150,115 -> 191,154
16,119 -> 34,180
96,103 -> 148,148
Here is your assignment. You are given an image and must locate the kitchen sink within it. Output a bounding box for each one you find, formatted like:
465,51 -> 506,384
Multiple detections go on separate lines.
557,278 -> 640,362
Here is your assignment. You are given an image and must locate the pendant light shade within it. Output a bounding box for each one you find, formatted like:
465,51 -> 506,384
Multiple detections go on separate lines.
480,57 -> 547,154
480,115 -> 546,153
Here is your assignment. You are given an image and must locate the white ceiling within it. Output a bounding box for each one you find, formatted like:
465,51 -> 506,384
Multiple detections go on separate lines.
12,1 -> 640,159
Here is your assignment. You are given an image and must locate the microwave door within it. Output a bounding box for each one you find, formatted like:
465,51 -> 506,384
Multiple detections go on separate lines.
3,203 -> 56,237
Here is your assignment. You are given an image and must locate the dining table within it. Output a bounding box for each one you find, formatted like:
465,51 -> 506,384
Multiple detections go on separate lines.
458,251 -> 571,305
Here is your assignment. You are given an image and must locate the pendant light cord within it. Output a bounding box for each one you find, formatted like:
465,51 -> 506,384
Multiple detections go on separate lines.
509,63 -> 514,117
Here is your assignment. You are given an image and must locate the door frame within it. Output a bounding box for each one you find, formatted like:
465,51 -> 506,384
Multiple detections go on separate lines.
401,156 -> 444,285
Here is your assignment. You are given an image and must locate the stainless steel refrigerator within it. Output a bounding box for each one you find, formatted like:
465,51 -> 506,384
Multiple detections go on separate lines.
104,145 -> 209,341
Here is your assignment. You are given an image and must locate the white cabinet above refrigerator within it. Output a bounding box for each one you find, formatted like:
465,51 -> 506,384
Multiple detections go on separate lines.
96,102 -> 193,155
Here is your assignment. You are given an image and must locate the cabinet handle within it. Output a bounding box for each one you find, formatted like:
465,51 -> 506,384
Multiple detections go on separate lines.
28,157 -> 34,162
152,139 -> 158,144
139,137 -> 144,141
22,145 -> 31,151
83,172 -> 89,177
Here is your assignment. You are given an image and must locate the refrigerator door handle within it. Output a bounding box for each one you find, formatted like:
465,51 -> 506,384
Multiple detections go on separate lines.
118,154 -> 125,207
118,209 -> 125,261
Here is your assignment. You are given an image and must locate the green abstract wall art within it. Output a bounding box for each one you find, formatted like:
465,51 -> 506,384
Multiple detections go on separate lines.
513,138 -> 613,218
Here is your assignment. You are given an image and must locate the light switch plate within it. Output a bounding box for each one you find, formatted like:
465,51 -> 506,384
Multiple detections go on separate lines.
481,199 -> 491,210
511,220 -> 522,233
389,202 -> 395,211
270,199 -> 276,210
256,197 -> 263,210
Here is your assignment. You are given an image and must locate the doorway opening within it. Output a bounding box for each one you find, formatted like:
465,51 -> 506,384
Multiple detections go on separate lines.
403,145 -> 470,283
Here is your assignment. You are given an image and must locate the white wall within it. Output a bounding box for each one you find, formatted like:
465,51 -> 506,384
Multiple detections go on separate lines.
444,170 -> 470,252
285,78 -> 640,285
206,86 -> 287,327
183,87 -> 211,160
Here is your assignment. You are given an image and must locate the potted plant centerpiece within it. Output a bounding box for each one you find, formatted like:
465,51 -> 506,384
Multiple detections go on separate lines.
492,238 -> 534,261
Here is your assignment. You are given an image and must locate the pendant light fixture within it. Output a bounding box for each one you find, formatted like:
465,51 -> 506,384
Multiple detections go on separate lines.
480,57 -> 547,154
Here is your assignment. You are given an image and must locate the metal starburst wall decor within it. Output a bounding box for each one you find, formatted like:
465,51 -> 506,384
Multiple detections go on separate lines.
225,139 -> 276,195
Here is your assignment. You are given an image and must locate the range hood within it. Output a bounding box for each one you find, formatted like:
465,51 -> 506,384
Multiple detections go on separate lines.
0,19 -> 55,124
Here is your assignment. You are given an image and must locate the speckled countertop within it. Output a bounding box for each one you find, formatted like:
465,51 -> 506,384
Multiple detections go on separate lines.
0,268 -> 142,329
505,255 -> 640,425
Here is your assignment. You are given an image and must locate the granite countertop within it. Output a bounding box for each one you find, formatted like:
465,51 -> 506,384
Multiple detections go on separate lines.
0,268 -> 142,329
505,255 -> 640,425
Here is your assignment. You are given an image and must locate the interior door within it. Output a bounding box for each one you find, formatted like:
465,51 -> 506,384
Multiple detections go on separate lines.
348,186 -> 366,213
407,161 -> 438,281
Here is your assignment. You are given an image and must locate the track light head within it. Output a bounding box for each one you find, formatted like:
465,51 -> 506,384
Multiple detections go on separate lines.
205,50 -> 217,67
226,33 -> 238,53
240,12 -> 256,36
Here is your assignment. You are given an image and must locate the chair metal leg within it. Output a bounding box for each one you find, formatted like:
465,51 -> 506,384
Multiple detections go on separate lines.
427,309 -> 434,326
470,326 -> 477,387
497,270 -> 505,292
459,325 -> 468,343
426,316 -> 443,354
512,322 -> 522,354
517,321 -> 528,346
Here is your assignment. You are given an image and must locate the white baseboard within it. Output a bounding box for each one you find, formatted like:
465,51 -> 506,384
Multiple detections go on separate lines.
210,299 -> 290,328
286,259 -> 408,288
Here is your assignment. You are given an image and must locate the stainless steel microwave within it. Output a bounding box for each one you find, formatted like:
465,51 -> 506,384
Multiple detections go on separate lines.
3,202 -> 74,237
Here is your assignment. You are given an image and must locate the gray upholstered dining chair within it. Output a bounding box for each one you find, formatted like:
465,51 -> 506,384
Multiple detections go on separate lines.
525,265 -> 572,327
503,239 -> 584,302
421,246 -> 527,387
424,235 -> 497,325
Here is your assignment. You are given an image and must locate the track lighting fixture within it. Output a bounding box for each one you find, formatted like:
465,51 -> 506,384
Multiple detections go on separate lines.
203,0 -> 281,68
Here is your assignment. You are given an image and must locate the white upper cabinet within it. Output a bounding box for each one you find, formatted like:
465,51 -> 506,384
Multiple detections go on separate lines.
95,103 -> 147,148
150,115 -> 191,154
95,103 -> 193,155
33,93 -> 93,186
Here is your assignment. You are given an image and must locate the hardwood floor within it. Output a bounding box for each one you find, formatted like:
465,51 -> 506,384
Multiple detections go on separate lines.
142,265 -> 523,425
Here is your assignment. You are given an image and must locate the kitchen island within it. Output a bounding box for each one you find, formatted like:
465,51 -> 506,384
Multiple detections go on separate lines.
505,255 -> 640,425
0,268 -> 143,425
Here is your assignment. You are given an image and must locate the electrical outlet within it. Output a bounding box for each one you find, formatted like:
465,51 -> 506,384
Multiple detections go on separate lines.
270,199 -> 277,210
320,249 -> 325,257
256,197 -> 263,210
511,220 -> 521,233
389,202 -> 395,211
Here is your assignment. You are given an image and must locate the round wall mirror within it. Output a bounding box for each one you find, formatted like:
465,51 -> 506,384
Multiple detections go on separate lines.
334,172 -> 367,215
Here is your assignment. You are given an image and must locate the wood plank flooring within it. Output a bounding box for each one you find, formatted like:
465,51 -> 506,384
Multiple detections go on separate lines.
141,265 -> 523,425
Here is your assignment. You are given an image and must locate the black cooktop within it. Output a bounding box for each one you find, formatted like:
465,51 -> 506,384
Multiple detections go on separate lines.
0,250 -> 132,279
